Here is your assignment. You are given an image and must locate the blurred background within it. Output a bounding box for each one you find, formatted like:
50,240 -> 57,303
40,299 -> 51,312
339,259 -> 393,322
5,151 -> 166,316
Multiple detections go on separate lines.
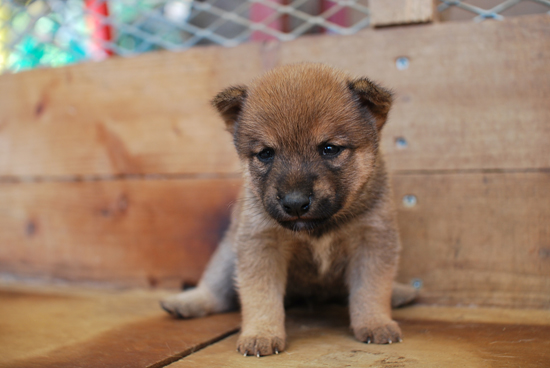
1,0 -> 549,74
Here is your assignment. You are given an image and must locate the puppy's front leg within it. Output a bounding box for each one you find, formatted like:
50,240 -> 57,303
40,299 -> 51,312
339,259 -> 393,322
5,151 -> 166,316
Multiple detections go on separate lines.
348,220 -> 402,344
236,239 -> 287,357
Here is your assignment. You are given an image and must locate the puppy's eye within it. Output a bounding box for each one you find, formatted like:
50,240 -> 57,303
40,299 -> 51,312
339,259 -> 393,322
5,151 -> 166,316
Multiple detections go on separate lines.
257,148 -> 275,162
321,144 -> 342,157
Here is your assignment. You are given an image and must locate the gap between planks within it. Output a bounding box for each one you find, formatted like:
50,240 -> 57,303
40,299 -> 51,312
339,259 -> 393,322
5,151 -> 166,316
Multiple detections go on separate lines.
147,328 -> 240,368
0,172 -> 242,184
1,168 -> 548,185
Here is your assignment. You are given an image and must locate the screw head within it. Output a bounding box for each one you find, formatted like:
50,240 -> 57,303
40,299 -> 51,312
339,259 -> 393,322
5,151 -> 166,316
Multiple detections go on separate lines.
395,137 -> 408,149
402,195 -> 417,208
396,57 -> 410,70
412,278 -> 423,289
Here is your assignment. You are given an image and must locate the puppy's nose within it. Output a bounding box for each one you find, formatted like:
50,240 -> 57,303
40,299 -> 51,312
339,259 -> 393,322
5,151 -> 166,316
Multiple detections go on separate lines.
280,192 -> 310,217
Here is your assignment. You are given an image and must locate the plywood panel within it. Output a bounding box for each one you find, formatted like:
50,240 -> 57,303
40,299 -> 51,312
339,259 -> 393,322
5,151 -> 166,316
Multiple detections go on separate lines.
0,178 -> 241,287
0,44 -> 263,177
370,0 -> 435,26
392,171 -> 550,308
277,15 -> 550,172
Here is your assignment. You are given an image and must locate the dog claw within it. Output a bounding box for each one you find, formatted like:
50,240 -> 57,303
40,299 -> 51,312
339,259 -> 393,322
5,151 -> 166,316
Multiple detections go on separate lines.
275,348 -> 279,355
243,352 -> 248,357
367,338 -> 371,344
256,351 -> 260,358
398,338 -> 403,343
388,339 -> 392,344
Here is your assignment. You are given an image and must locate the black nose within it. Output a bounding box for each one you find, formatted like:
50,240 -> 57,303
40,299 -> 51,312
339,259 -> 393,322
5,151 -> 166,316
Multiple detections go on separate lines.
280,192 -> 311,217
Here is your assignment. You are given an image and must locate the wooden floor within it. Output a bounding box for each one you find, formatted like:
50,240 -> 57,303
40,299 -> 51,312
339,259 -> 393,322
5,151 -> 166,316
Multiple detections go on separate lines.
2,283 -> 549,368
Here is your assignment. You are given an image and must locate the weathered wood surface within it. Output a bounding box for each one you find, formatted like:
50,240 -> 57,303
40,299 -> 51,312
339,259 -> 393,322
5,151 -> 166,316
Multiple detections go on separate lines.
171,305 -> 550,368
392,172 -> 550,308
0,44 -> 262,177
278,15 -> 550,172
1,172 -> 548,308
370,0 -> 435,26
0,15 -> 549,307
0,179 -> 241,287
3,284 -> 550,368
0,284 -> 240,368
1,15 -> 548,178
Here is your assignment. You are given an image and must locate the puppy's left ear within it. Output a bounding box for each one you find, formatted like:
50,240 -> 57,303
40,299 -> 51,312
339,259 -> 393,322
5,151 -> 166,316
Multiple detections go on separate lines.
349,78 -> 393,131
211,85 -> 248,135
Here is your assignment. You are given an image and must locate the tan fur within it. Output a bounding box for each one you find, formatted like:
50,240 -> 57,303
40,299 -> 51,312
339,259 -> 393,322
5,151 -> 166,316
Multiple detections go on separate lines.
161,63 -> 417,357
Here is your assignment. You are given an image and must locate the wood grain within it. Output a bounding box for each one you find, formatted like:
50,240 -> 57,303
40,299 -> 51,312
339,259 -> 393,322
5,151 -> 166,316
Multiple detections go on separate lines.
0,43 -> 263,177
0,285 -> 240,368
392,172 -> 550,308
1,171 -> 548,308
370,0 -> 435,26
1,15 -> 549,177
277,15 -> 550,172
171,306 -> 550,368
0,178 -> 241,287
0,15 -> 549,309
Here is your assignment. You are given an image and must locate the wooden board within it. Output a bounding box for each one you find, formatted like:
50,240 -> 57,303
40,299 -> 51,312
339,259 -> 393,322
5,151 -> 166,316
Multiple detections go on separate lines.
0,178 -> 241,287
1,15 -> 549,178
4,285 -> 550,368
0,284 -> 240,368
1,15 -> 549,308
0,44 -> 263,177
170,306 -> 550,368
277,15 -> 550,172
370,0 -> 435,26
392,172 -> 550,308
2,171 -> 548,308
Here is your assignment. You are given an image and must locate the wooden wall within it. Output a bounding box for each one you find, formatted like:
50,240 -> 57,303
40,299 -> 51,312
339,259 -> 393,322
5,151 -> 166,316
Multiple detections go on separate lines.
1,14 -> 548,308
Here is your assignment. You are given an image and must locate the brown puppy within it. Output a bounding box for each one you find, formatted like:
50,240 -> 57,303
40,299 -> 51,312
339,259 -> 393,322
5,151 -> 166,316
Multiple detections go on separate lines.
161,63 -> 415,357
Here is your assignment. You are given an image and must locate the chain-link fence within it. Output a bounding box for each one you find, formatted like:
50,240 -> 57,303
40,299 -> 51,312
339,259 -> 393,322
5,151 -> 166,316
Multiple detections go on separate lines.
1,0 -> 549,73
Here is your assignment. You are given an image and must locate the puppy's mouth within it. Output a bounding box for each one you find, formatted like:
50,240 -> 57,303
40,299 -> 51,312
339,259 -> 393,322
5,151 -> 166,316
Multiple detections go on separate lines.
278,217 -> 329,232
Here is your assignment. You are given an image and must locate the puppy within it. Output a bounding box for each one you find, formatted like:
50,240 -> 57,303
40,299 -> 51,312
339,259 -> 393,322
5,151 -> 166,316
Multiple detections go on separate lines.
161,63 -> 415,357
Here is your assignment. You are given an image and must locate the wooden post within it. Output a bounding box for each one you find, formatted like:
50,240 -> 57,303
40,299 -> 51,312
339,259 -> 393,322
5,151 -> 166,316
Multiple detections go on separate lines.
370,0 -> 435,27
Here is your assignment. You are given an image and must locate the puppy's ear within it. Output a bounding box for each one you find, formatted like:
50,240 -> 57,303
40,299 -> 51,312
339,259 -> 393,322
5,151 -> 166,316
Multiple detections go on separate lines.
349,78 -> 393,131
211,85 -> 248,134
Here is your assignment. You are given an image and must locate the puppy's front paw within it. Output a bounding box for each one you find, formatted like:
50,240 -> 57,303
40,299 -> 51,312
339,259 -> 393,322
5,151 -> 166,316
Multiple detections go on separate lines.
353,319 -> 402,344
237,334 -> 285,357
160,288 -> 215,319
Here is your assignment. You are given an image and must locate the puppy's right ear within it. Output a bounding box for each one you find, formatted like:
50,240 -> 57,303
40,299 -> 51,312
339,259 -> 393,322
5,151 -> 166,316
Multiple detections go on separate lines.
211,85 -> 247,134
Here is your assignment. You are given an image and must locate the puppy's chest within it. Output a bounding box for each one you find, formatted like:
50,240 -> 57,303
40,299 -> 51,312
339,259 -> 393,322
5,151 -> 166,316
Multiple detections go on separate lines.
293,234 -> 349,279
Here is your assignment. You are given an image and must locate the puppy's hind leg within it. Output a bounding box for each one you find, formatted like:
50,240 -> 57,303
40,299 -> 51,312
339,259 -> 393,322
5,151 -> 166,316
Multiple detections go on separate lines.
160,235 -> 238,318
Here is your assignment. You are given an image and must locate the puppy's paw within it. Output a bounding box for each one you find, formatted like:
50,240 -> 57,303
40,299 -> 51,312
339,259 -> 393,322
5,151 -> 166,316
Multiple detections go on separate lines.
353,319 -> 402,344
237,334 -> 285,357
160,288 -> 215,319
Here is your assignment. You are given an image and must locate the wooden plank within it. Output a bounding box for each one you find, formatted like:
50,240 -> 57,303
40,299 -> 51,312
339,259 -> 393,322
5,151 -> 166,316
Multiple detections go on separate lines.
170,306 -> 550,368
1,15 -> 549,178
370,0 -> 435,27
392,172 -> 550,308
0,43 -> 263,177
0,178 -> 241,287
0,284 -> 240,368
392,304 -> 550,326
3,173 -> 546,306
277,14 -> 550,172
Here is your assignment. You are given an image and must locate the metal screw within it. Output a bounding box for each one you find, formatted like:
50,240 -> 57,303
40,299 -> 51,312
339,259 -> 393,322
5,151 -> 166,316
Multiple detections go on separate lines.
396,57 -> 410,70
402,195 -> 417,208
395,137 -> 408,149
412,279 -> 423,290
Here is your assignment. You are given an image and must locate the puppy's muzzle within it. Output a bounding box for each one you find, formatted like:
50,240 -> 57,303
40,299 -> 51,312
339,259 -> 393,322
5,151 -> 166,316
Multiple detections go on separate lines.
279,191 -> 311,217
